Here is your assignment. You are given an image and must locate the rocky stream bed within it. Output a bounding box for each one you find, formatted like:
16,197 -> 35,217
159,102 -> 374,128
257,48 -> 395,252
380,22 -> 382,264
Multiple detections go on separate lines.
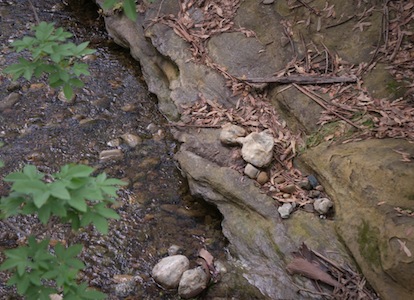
1,0 -> 414,299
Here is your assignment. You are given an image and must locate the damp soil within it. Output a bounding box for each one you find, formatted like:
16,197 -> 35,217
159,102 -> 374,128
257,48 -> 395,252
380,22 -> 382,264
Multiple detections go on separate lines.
0,1 -> 227,299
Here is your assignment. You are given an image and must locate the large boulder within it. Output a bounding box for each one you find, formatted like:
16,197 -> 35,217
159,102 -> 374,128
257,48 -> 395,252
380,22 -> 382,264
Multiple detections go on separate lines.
299,139 -> 414,299
174,128 -> 356,299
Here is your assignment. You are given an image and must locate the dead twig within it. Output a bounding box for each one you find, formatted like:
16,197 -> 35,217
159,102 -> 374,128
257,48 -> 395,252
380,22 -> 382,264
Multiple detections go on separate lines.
243,75 -> 357,85
293,83 -> 362,129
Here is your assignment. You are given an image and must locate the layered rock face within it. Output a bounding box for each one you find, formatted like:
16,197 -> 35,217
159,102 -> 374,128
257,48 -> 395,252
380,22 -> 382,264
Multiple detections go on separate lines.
98,0 -> 414,298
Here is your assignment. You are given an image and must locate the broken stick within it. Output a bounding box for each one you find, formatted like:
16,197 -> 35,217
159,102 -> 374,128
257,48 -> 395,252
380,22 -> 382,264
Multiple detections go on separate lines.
242,75 -> 357,85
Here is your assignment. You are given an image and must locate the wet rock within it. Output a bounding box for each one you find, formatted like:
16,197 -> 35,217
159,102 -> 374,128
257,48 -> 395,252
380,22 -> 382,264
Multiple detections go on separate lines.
146,123 -> 159,134
178,267 -> 209,299
6,82 -> 20,92
219,123 -> 246,145
168,244 -> 181,256
107,138 -> 121,147
237,131 -> 274,168
277,203 -> 294,219
99,149 -> 123,161
244,163 -> 260,179
0,92 -> 20,111
152,255 -> 190,289
313,198 -> 333,214
121,133 -> 142,148
113,275 -> 142,297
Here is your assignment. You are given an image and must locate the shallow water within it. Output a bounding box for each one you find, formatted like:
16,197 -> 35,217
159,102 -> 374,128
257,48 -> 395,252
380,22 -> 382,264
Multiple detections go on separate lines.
0,1 -> 226,298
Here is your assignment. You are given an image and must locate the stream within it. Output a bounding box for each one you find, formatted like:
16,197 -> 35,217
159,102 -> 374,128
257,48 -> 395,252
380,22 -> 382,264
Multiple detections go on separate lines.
0,0 -> 227,299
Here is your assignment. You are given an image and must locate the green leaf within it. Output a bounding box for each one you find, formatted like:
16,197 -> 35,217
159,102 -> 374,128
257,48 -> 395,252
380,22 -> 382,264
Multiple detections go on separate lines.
91,215 -> 109,234
94,203 -> 120,219
103,0 -> 118,9
72,62 -> 90,77
64,164 -> 94,178
67,194 -> 87,212
37,204 -> 52,224
33,190 -> 50,208
69,77 -> 85,88
123,0 -> 137,21
50,181 -> 71,200
34,22 -> 55,42
63,84 -> 74,101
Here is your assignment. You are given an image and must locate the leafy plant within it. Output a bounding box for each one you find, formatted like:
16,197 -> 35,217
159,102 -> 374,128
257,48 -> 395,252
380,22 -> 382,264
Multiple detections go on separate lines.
3,22 -> 95,100
103,0 -> 138,21
0,164 -> 127,299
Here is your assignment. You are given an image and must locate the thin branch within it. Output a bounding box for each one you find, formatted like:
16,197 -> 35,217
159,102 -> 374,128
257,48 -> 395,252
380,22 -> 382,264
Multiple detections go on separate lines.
243,75 -> 357,85
28,0 -> 40,24
293,83 -> 362,129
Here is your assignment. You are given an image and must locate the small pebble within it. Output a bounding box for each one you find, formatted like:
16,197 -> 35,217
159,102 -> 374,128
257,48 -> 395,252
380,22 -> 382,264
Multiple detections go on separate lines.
314,198 -> 333,214
278,203 -> 294,219
99,149 -> 123,161
244,163 -> 260,179
257,171 -> 269,185
307,175 -> 319,188
279,184 -> 296,194
308,190 -> 321,198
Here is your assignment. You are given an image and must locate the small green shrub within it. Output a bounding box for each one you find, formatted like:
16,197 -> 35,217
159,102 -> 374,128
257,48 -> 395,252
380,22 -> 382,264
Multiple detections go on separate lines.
4,22 -> 95,100
0,164 -> 127,299
103,0 -> 138,21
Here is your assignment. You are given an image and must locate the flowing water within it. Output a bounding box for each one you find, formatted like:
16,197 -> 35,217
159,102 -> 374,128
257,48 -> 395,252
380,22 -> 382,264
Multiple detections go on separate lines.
0,1 -> 226,298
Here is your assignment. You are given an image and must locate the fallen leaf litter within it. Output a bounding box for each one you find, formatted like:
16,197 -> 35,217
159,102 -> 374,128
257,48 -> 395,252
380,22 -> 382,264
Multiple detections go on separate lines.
150,1 -> 412,297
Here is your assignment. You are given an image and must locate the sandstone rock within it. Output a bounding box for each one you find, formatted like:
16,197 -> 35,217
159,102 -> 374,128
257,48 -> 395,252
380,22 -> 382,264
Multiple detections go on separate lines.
313,198 -> 333,214
178,267 -> 209,299
238,131 -> 274,168
256,171 -> 269,185
152,255 -> 190,289
175,147 -> 355,299
219,123 -> 246,145
0,92 -> 20,111
300,139 -> 414,299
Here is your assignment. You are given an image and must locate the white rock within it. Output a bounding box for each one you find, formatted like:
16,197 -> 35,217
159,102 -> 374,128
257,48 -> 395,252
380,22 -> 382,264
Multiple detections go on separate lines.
219,123 -> 246,145
238,131 -> 274,167
278,203 -> 294,219
168,244 -> 181,256
99,149 -> 123,161
121,133 -> 142,148
244,163 -> 260,179
151,255 -> 189,289
178,267 -> 209,299
314,198 -> 333,214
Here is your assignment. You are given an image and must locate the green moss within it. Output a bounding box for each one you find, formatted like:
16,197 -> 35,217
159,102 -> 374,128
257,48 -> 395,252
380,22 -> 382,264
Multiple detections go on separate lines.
357,220 -> 381,267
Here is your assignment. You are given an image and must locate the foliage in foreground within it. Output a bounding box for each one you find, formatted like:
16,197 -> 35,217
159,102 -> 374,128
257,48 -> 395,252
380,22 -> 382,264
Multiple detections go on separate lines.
0,164 -> 127,299
3,22 -> 95,100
